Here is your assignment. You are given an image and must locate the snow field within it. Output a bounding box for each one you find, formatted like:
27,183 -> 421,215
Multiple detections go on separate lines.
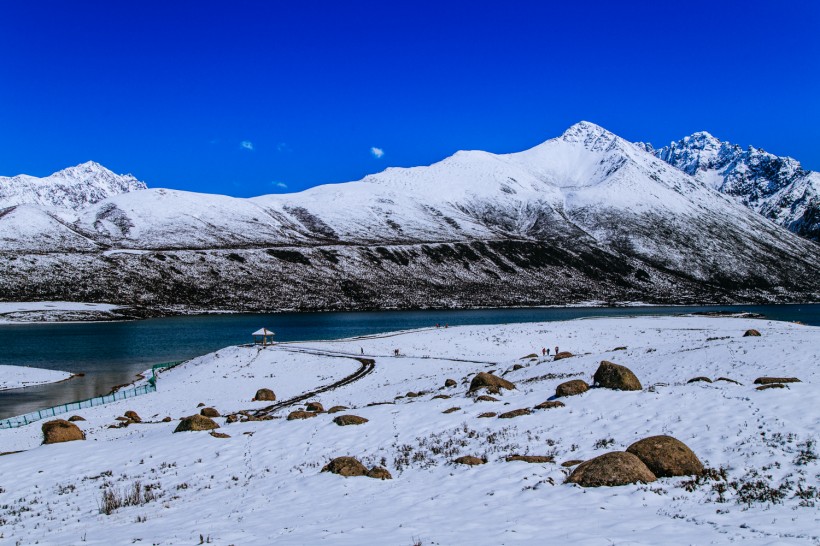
0,365 -> 73,391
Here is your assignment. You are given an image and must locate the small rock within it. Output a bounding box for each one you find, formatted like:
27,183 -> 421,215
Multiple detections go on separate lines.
754,377 -> 800,385
287,411 -> 318,420
555,379 -> 589,398
553,351 -> 574,361
42,419 -> 85,444
210,431 -> 231,439
124,410 -> 141,422
512,364 -> 524,371
561,459 -> 584,467
743,329 -> 761,337
687,376 -> 712,384
327,406 -> 350,414
322,456 -> 368,477
453,456 -> 485,466
333,415 -> 369,426
756,383 -> 786,391
444,379 -> 457,388
366,466 -> 393,480
626,435 -> 704,477
613,346 -> 627,351
505,455 -> 554,463
115,416 -> 130,421
442,407 -> 461,414
174,415 -> 219,433
593,361 -> 642,391
534,401 -> 565,410
200,407 -> 220,418
253,388 -> 276,401
161,416 -> 172,423
432,394 -> 451,400
715,377 -> 742,385
225,414 -> 239,423
566,452 -> 656,487
67,415 -> 86,422
196,402 -> 206,408
498,408 -> 531,419
305,402 -> 324,412
477,412 -> 497,418
468,372 -> 515,395
474,395 -> 500,402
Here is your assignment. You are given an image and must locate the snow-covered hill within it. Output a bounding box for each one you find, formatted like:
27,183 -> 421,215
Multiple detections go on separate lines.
1,123 -> 818,311
0,161 -> 146,210
639,132 -> 820,243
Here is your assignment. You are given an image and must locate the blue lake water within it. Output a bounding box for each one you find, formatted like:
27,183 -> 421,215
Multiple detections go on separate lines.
1,304 -> 818,419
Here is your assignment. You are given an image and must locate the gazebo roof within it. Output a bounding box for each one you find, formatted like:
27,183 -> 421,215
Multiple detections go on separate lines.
252,328 -> 275,336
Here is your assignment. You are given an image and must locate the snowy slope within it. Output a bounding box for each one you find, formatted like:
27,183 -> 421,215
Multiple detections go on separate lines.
642,132 -> 820,243
0,364 -> 73,391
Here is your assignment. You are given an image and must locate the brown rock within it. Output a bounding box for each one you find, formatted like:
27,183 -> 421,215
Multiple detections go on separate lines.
366,466 -> 393,480
566,452 -> 656,487
287,410 -> 319,420
200,407 -> 220,418
161,416 -> 172,423
716,377 -> 742,385
173,414 -> 219,433
555,379 -> 589,398
474,395 -> 499,402
468,372 -> 515,395
554,351 -> 574,361
593,361 -> 642,391
626,435 -> 704,477
67,415 -> 86,422
505,455 -> 554,463
534,401 -> 565,410
42,419 -> 85,444
196,402 -> 205,408
498,408 -> 531,419
561,459 -> 584,467
432,394 -> 451,400
124,410 -> 141,422
444,378 -> 457,388
327,405 -> 350,414
115,416 -> 130,421
333,414 -> 369,426
321,456 -> 368,477
305,401 -> 324,412
253,388 -> 276,401
453,455 -> 485,466
512,364 -> 524,371
442,407 -> 461,414
477,412 -> 497,418
225,414 -> 239,423
210,431 -> 231,439
754,377 -> 801,385
756,383 -> 786,390
687,376 -> 712,384
613,346 -> 627,351
743,329 -> 761,337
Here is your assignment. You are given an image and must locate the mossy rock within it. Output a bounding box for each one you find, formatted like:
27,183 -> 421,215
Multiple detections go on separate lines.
253,388 -> 276,401
555,379 -> 589,398
553,351 -> 574,361
327,405 -> 350,414
477,412 -> 497,418
432,394 -> 451,400
505,455 -> 554,463
754,377 -> 800,385
561,459 -> 584,467
756,383 -> 786,391
498,408 -> 531,419
626,435 -> 704,477
287,410 -> 319,420
593,361 -> 642,391
210,431 -> 231,439
173,414 -> 219,433
367,466 -> 393,480
566,452 -> 656,487
305,401 -> 324,412
322,456 -> 368,477
42,419 -> 85,444
474,395 -> 499,402
124,410 -> 141,422
442,407 -> 461,414
453,455 -> 485,466
333,414 -> 369,426
468,372 -> 515,395
67,415 -> 86,422
534,401 -> 565,410
200,407 -> 220,418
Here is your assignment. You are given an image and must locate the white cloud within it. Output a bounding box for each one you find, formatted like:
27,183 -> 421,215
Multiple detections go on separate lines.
273,181 -> 288,189
370,146 -> 384,158
240,141 -> 254,151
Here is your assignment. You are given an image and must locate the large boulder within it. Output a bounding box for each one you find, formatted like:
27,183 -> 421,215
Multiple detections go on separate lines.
200,407 -> 220,418
626,435 -> 704,477
333,415 -> 369,426
42,419 -> 85,444
593,361 -> 642,391
253,388 -> 276,401
468,372 -> 515,395
321,456 -> 368,477
555,379 -> 589,398
566,452 -> 656,487
173,415 -> 219,433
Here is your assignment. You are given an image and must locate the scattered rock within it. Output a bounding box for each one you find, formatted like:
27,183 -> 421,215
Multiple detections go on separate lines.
225,414 -> 239,423
555,379 -> 589,398
626,435 -> 704,477
756,383 -> 786,391
743,329 -> 761,337
210,431 -> 231,439
566,452 -> 656,487
512,364 -> 524,371
474,395 -> 499,402
174,415 -> 219,433
405,391 -> 427,398
444,379 -> 457,388
498,408 -> 531,419
333,415 -> 369,426
327,405 -> 350,414
453,455 -> 485,466
613,346 -> 627,351
432,394 -> 451,400
754,377 -> 801,385
124,410 -> 141,422
715,377 -> 742,385
366,466 -> 393,480
468,372 -> 515,395
561,459 -> 584,467
521,353 -> 538,359
505,455 -> 554,463
442,407 -> 461,414
42,419 -> 85,444
477,412 -> 497,418
534,401 -> 565,410
253,388 -> 276,401
687,376 -> 712,384
161,416 -> 172,423
115,416 -> 130,421
287,411 -> 319,420
196,402 -> 205,408
554,351 -> 574,361
200,407 -> 220,418
593,361 -> 642,391
67,415 -> 86,422
322,456 -> 368,477
305,402 -> 324,412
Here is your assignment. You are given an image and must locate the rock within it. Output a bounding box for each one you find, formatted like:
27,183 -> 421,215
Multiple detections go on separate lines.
196,402 -> 205,408
161,416 -> 172,423
333,414 -> 369,426
322,456 -> 368,477
477,412 -> 497,418
468,372 -> 515,395
498,408 -> 531,419
687,376 -> 712,384
453,455 -> 485,466
67,415 -> 85,422
561,459 -> 584,467
626,435 -> 704,477
444,378 -> 457,388
367,466 -> 393,480
327,405 -> 350,414
512,364 -> 524,371
474,395 -> 499,402
124,410 -> 141,422
225,414 -> 239,423
115,416 -> 130,421
287,411 -> 318,420
305,402 -> 324,412
754,377 -> 801,385
432,394 -> 451,400
42,419 -> 85,444
534,401 -> 565,410
613,346 -> 627,351
593,361 -> 642,391
521,353 -> 538,359
566,452 -> 656,487
442,407 -> 461,414
253,388 -> 276,401
505,455 -> 554,463
554,351 -> 574,361
173,415 -> 219,433
555,379 -> 589,398
756,383 -> 786,390
743,329 -> 761,337
716,377 -> 742,385
210,431 -> 231,439
200,407 -> 220,418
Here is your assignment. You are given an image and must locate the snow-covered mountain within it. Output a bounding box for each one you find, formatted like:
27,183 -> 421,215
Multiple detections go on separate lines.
0,161 -> 146,210
639,133 -> 820,243
1,122 -> 818,311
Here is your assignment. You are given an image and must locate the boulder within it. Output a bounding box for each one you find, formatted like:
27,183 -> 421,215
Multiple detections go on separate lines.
67,415 -> 86,422
442,407 -> 461,414
333,414 -> 369,426
453,455 -> 485,466
42,419 -> 85,444
554,351 -> 574,361
321,456 -> 368,477
534,401 -> 565,410
687,376 -> 712,384
626,435 -> 704,477
173,415 -> 219,433
327,405 -> 350,414
754,377 -> 801,385
200,407 -> 220,418
743,329 -> 761,337
444,379 -> 457,388
593,361 -> 642,391
305,402 -> 324,412
287,411 -> 318,420
477,412 -> 497,418
756,383 -> 786,391
474,395 -> 499,402
124,410 -> 141,422
367,466 -> 393,480
253,388 -> 276,401
498,408 -> 531,419
566,452 -> 656,487
468,372 -> 515,395
555,379 -> 589,398
161,416 -> 172,423
505,455 -> 554,463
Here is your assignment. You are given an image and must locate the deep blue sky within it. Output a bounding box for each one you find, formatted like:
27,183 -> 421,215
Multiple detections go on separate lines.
1,1 -> 818,197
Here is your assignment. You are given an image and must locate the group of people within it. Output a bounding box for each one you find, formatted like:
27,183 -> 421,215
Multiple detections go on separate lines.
541,346 -> 559,357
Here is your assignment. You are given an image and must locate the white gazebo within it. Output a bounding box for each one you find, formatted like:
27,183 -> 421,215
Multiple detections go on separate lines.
252,328 -> 276,346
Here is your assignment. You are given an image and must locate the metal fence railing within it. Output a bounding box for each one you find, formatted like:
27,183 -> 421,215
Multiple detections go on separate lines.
0,360 -> 186,430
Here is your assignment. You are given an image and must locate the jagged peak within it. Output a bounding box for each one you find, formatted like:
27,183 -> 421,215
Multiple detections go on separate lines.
561,121 -> 614,141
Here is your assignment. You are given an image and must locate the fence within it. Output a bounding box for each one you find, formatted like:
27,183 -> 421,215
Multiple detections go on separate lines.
0,360 -> 186,430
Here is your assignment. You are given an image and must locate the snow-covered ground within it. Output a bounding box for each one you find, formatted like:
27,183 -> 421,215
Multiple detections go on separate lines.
0,301 -> 122,323
0,316 -> 817,544
0,365 -> 73,391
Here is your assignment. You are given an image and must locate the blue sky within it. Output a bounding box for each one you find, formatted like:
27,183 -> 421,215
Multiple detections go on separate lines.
1,1 -> 818,196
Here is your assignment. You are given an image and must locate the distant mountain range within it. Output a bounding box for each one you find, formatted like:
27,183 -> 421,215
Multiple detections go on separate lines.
1,122 -> 817,313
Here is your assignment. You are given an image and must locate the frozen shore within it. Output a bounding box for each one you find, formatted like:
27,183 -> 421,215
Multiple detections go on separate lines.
0,315 -> 817,544
0,364 -> 74,391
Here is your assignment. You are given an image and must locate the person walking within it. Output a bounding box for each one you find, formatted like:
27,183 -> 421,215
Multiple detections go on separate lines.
542,347 -> 546,357
546,347 -> 550,356
555,346 -> 559,355
360,347 -> 364,355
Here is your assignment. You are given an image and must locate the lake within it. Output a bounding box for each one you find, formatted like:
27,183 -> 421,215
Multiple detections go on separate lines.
1,304 -> 818,418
